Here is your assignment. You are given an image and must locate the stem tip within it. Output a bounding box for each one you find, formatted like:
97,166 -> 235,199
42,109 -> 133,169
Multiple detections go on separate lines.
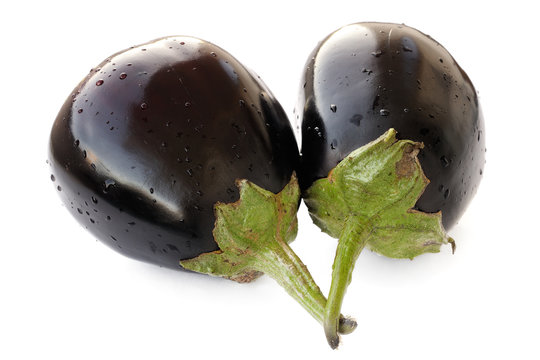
327,333 -> 341,350
338,316 -> 357,335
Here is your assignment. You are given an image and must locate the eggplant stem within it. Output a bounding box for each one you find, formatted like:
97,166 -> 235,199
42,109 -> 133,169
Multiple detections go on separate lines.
180,175 -> 356,344
324,217 -> 370,349
257,236 -> 357,336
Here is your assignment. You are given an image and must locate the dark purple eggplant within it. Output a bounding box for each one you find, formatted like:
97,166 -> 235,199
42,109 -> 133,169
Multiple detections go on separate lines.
48,36 -> 355,342
295,23 -> 485,347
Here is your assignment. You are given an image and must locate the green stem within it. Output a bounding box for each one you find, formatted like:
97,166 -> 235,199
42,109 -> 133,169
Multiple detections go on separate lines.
257,236 -> 357,335
324,217 -> 370,349
180,175 -> 357,342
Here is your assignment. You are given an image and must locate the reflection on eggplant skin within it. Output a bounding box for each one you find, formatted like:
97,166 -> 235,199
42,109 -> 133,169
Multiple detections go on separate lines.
49,36 -> 299,269
297,23 -> 485,230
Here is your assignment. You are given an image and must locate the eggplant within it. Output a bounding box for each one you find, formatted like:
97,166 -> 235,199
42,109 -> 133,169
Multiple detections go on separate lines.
48,36 -> 355,340
296,22 -> 485,347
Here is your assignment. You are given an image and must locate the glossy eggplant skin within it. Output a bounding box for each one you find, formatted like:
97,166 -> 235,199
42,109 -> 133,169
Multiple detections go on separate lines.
297,23 -> 485,229
49,36 -> 299,270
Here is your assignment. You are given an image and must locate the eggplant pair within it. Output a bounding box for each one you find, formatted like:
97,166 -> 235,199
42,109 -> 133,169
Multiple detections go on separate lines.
49,23 -> 484,349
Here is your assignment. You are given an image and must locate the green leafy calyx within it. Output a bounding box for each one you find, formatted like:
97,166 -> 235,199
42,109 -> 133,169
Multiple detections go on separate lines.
304,128 -> 453,259
181,174 -> 300,282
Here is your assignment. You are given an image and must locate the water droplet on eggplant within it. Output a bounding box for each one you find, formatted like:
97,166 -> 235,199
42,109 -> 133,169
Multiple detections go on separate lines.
440,156 -> 450,168
349,114 -> 362,126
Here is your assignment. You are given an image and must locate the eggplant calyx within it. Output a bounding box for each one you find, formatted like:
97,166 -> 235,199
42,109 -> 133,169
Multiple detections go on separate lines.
180,173 -> 357,340
303,128 -> 453,348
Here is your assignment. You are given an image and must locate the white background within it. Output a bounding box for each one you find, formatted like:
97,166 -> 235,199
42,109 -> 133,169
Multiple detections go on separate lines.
1,1 -> 538,359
